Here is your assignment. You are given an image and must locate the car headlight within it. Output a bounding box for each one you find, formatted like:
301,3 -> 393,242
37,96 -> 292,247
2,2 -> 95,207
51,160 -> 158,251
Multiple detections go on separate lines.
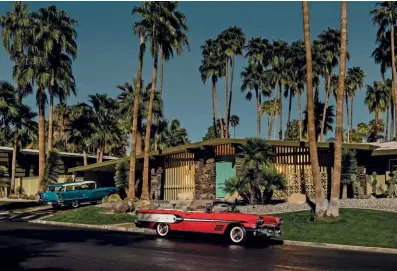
256,216 -> 264,225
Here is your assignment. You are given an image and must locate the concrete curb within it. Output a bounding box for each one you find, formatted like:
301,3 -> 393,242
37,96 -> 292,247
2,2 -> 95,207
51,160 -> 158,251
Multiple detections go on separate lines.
28,219 -> 397,254
283,240 -> 397,255
29,219 -> 155,235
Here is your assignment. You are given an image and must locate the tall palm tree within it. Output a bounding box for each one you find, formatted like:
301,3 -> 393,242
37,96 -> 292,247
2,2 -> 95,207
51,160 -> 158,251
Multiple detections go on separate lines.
371,1 -> 397,138
303,98 -> 335,140
129,3 -> 150,199
317,28 -> 349,142
372,31 -> 396,138
345,67 -> 366,142
302,1 -> 327,215
268,40 -> 289,140
241,64 -> 272,137
327,1 -> 348,218
218,26 -> 246,138
31,5 -> 78,151
152,119 -> 189,150
365,81 -> 390,133
154,7 -> 189,150
141,1 -> 187,200
199,38 -> 225,138
229,114 -> 240,138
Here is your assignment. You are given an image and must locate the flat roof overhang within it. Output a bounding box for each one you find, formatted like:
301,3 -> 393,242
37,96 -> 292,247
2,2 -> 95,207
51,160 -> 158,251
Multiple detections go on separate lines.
67,139 -> 379,173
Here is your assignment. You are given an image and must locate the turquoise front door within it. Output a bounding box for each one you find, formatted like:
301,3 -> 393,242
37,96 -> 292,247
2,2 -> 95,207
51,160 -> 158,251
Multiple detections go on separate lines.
216,160 -> 236,199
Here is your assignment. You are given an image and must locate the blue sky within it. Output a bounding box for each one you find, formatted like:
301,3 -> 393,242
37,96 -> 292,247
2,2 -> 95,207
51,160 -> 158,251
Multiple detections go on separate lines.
0,1 -> 384,143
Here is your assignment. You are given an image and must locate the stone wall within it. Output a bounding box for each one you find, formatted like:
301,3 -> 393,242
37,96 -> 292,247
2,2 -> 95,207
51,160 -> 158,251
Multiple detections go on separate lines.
150,167 -> 163,200
194,157 -> 216,200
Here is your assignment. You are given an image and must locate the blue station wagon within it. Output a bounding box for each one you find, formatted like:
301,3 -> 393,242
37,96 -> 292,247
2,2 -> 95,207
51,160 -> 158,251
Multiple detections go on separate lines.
39,181 -> 117,208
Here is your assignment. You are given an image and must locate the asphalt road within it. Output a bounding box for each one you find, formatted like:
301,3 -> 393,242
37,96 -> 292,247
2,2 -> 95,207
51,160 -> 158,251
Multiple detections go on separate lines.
0,221 -> 396,271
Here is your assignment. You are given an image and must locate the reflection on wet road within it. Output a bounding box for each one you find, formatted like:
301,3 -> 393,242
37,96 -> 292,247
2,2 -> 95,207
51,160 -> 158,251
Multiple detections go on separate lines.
0,221 -> 395,270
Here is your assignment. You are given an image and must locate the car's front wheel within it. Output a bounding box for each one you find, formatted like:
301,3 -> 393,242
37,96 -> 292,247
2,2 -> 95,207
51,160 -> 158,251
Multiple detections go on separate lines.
156,223 -> 170,237
229,225 -> 247,244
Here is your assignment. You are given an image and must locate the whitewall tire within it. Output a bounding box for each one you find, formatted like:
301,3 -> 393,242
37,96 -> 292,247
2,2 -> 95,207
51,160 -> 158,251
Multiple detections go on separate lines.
156,223 -> 170,237
71,200 -> 79,208
229,226 -> 246,244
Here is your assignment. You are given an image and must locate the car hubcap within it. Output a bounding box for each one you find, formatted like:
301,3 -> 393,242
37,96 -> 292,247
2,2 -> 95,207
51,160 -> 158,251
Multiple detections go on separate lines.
230,227 -> 243,243
157,223 -> 169,236
72,201 -> 78,208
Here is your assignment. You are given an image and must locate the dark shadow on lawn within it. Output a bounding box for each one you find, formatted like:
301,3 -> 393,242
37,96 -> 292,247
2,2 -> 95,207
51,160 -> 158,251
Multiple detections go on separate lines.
0,201 -> 43,211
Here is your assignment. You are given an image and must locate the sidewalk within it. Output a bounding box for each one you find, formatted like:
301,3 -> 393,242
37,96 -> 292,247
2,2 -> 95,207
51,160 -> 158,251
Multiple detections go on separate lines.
29,218 -> 397,255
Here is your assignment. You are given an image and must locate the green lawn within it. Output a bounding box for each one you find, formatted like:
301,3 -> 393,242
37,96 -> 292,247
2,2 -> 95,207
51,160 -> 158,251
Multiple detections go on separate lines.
46,206 -> 137,225
277,208 -> 397,249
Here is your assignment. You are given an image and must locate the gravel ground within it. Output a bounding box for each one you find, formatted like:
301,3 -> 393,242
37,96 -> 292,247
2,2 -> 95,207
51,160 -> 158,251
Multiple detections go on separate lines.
238,198 -> 397,214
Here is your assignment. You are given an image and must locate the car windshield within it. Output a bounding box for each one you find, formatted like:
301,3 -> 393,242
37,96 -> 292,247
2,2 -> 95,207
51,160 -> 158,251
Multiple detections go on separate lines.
211,202 -> 236,212
46,186 -> 62,192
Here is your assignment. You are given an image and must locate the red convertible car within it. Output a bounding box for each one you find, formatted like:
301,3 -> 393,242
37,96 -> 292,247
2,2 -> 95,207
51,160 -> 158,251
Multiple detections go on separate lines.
135,201 -> 283,244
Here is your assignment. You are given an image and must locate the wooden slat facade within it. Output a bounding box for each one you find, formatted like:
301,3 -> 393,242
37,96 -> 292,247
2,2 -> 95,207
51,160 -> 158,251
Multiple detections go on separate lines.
164,153 -> 195,200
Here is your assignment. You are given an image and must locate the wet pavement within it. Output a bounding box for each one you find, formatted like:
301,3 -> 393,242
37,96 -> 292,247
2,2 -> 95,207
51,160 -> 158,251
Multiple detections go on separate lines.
0,221 -> 396,271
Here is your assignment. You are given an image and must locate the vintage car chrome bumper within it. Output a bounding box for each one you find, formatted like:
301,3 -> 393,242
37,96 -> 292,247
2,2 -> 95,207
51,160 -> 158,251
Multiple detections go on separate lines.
248,226 -> 282,238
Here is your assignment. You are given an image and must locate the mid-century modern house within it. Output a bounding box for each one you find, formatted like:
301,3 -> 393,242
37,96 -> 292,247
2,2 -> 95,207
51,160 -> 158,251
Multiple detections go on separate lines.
67,138 -> 397,201
0,147 -> 117,196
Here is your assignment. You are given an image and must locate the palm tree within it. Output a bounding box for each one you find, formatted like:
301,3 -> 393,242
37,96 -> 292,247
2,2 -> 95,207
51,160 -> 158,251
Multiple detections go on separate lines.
141,1 -> 187,200
371,1 -> 397,138
262,98 -> 279,139
302,1 -> 327,215
365,81 -> 390,133
268,40 -> 289,140
117,80 -> 163,154
383,78 -> 393,139
317,28 -> 350,142
200,38 -> 225,138
218,26 -> 246,138
229,115 -> 240,137
154,6 -> 189,150
153,119 -> 189,150
345,67 -> 366,142
372,32 -> 396,138
303,98 -> 335,140
327,1 -> 348,218
129,3 -> 150,199
31,5 -> 78,151
241,64 -> 272,137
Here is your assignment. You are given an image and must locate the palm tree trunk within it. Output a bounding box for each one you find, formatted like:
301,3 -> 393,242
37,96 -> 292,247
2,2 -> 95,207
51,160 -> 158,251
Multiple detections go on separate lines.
154,48 -> 165,151
129,33 -> 145,199
212,77 -> 218,138
303,1 -> 327,215
37,90 -> 46,192
227,54 -> 235,139
350,96 -> 354,141
11,135 -> 18,193
268,115 -> 272,139
345,94 -> 349,142
391,103 -> 395,140
142,44 -> 159,200
319,75 -> 332,142
287,89 -> 292,131
342,183 -> 348,199
327,1 -> 347,218
96,148 -> 100,163
224,57 -> 229,138
214,86 -> 224,138
390,24 -> 397,138
47,70 -> 55,151
256,88 -> 261,137
298,91 -> 302,141
386,105 -> 389,141
83,150 -> 87,166
234,127 -> 236,138
278,83 -> 283,140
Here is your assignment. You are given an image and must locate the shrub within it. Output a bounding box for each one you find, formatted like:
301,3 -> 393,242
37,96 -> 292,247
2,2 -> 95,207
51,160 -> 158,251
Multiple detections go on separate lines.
108,193 -> 121,203
15,186 -> 25,195
21,194 -> 29,199
102,196 -> 109,204
114,159 -> 129,195
41,150 -> 61,190
8,194 -> 18,199
28,195 -> 36,200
